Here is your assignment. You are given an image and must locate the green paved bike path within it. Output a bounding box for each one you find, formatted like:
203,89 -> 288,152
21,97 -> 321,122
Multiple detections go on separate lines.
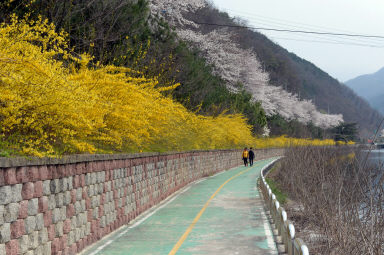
84,158 -> 278,255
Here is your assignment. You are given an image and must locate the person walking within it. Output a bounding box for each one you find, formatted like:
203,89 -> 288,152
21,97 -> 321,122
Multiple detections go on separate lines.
248,147 -> 255,166
242,147 -> 249,166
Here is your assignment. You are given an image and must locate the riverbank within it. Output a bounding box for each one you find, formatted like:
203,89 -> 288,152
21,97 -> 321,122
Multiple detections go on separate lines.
265,145 -> 384,254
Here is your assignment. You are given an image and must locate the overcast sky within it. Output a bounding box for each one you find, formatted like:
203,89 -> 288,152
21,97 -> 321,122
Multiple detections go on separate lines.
211,0 -> 384,82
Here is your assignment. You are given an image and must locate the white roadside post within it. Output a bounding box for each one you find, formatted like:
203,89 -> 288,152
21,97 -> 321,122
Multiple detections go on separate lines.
288,223 -> 295,255
274,200 -> 280,224
280,209 -> 287,242
301,245 -> 309,255
260,159 -> 309,255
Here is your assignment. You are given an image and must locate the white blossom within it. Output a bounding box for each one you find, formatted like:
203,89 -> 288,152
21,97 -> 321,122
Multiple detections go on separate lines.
262,126 -> 271,137
149,0 -> 207,27
149,0 -> 343,129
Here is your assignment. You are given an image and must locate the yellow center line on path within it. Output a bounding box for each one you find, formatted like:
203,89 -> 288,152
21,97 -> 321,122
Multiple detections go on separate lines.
168,163 -> 262,255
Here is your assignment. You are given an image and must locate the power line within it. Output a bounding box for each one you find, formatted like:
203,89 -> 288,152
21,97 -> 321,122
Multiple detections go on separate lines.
269,36 -> 384,48
239,18 -> 384,46
194,21 -> 384,40
218,7 -> 384,45
220,8 -> 360,35
220,9 -> 384,45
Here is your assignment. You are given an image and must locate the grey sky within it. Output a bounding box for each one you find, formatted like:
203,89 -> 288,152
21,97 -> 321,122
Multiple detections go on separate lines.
211,0 -> 384,82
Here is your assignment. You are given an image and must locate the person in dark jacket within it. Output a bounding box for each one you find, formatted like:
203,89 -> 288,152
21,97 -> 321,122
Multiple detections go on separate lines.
248,147 -> 255,166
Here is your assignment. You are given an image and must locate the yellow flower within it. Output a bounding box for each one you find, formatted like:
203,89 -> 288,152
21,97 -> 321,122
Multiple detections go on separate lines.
0,16 -> 336,157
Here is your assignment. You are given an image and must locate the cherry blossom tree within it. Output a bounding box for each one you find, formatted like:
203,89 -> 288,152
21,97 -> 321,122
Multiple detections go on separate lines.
149,0 -> 343,129
149,0 -> 207,27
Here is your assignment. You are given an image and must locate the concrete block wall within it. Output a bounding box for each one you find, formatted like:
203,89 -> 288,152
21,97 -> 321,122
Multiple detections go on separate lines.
0,148 -> 283,255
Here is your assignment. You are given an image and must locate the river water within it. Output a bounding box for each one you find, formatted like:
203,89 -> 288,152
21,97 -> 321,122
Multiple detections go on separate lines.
366,149 -> 384,167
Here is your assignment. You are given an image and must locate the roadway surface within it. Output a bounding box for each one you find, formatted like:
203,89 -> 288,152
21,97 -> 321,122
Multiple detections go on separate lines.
83,158 -> 278,255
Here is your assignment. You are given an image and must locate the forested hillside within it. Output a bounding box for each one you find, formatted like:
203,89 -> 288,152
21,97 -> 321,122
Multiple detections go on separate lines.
0,0 -> 342,156
0,0 -> 375,157
1,0 -> 273,132
150,0 -> 382,137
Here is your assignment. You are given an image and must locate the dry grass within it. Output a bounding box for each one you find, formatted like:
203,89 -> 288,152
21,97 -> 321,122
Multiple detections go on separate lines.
271,146 -> 384,254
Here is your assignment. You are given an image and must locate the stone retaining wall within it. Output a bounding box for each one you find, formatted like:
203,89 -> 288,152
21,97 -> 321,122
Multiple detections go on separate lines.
0,148 -> 284,255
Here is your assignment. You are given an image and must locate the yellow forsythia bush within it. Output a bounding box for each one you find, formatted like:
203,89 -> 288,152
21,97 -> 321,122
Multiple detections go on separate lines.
0,16 -> 255,156
0,16 -> 337,156
253,135 -> 336,148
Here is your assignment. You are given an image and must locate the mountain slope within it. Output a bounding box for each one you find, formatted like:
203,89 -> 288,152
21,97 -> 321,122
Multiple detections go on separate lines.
370,94 -> 384,115
151,1 -> 343,128
345,67 -> 384,114
2,0 -> 380,138
0,0 -> 270,135
150,1 -> 382,137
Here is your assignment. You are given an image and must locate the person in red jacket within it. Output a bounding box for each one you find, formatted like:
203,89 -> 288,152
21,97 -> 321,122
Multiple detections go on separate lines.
242,147 -> 249,166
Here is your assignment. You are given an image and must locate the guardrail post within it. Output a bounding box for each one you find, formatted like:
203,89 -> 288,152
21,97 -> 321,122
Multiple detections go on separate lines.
271,197 -> 277,223
301,244 -> 309,255
274,200 -> 280,226
268,193 -> 273,214
260,163 -> 309,255
288,223 -> 295,255
292,238 -> 309,255
277,208 -> 286,236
